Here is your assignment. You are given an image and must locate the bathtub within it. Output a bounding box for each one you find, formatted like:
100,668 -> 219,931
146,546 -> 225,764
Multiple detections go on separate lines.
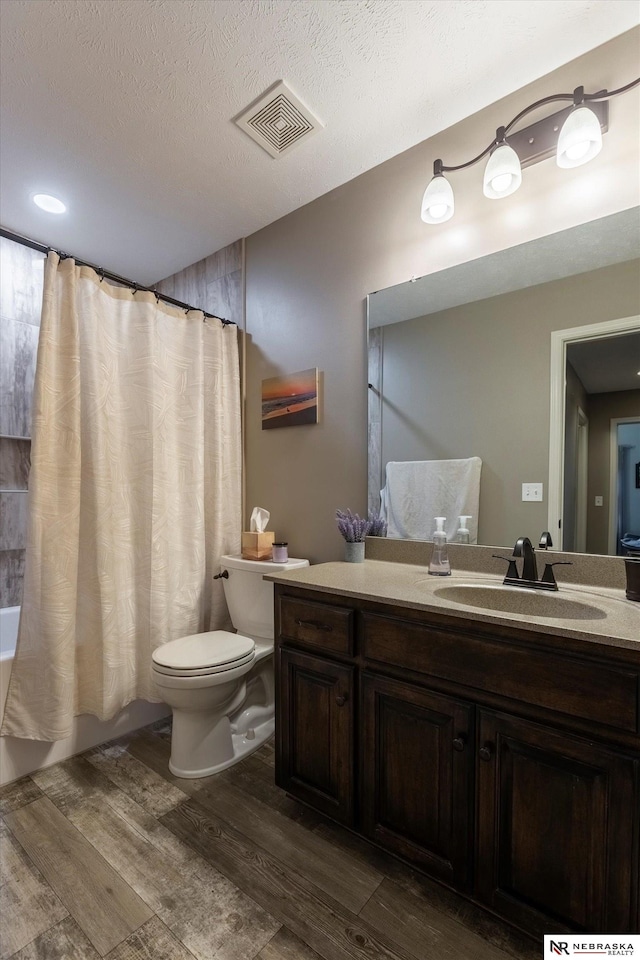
0,605 -> 170,786
0,605 -> 20,662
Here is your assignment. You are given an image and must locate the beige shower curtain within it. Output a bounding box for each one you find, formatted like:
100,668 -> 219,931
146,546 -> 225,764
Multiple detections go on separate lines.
1,253 -> 241,740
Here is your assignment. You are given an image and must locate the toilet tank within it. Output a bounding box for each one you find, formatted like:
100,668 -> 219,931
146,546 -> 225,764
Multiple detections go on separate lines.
219,554 -> 309,641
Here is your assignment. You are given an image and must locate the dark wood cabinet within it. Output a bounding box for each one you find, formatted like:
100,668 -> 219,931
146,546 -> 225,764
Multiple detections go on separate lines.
274,582 -> 640,938
361,672 -> 474,889
476,709 -> 637,936
277,647 -> 355,825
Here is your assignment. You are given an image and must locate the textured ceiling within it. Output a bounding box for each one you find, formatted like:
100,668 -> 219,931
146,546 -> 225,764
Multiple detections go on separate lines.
1,0 -> 638,284
567,333 -> 640,395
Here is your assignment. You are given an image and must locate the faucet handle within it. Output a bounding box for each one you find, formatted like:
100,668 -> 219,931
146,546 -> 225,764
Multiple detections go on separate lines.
493,554 -> 520,581
541,560 -> 572,589
538,531 -> 553,549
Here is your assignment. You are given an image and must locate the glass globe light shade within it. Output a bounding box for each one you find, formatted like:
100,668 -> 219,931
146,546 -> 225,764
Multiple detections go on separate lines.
421,174 -> 454,224
557,105 -> 602,168
483,143 -> 522,199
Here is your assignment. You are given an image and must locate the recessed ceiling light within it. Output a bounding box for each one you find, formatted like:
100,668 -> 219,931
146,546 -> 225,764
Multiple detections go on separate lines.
33,193 -> 66,214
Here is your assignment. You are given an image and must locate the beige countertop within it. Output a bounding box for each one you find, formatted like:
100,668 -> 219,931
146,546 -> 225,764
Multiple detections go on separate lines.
266,560 -> 640,652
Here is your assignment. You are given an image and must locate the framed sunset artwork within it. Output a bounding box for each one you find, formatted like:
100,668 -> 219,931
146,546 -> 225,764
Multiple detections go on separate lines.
261,368 -> 319,429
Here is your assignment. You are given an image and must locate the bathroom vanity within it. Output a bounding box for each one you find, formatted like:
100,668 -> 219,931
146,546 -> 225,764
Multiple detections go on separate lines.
269,560 -> 640,939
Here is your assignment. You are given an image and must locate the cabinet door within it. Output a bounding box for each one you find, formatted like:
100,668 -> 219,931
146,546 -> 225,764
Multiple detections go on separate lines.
361,672 -> 474,888
277,647 -> 355,825
476,709 -> 637,935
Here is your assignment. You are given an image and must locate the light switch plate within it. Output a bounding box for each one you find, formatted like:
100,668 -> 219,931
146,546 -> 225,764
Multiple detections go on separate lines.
522,482 -> 543,502
595,495 -> 604,507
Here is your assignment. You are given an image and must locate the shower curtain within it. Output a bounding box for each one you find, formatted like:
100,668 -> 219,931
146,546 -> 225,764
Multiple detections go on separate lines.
1,253 -> 241,740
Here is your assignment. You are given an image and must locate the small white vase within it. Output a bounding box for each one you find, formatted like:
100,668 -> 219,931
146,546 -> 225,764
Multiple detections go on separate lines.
344,541 -> 365,563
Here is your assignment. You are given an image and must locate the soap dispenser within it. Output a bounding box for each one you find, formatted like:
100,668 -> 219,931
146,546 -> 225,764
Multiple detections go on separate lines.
456,516 -> 472,544
428,517 -> 451,576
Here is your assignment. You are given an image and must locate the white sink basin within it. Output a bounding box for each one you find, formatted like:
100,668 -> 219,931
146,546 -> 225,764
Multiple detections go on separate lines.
432,583 -> 607,621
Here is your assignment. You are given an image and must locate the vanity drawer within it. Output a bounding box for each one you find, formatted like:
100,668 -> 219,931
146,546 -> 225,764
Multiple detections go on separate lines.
279,596 -> 354,656
361,613 -> 639,734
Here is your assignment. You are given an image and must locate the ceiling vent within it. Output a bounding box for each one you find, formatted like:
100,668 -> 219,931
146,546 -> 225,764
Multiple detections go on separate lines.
234,81 -> 324,159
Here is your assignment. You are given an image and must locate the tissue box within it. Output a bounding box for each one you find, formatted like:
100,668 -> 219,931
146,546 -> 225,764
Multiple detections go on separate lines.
242,531 -> 275,561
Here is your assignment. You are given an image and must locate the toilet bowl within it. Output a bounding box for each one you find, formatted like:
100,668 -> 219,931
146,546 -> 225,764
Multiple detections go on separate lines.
152,553 -> 309,778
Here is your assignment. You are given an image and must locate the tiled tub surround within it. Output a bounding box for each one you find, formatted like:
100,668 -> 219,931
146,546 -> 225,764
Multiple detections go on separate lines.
0,437 -> 30,490
156,238 -> 243,329
0,238 -> 44,609
0,439 -> 29,607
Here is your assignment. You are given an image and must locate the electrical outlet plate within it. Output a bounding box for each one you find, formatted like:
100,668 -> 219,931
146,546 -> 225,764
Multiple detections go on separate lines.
522,483 -> 544,502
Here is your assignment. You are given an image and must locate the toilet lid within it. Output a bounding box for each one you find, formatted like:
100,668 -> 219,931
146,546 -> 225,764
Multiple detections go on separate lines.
152,630 -> 255,672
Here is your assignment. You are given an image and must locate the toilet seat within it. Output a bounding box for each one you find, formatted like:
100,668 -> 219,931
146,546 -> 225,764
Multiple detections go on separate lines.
152,630 -> 255,677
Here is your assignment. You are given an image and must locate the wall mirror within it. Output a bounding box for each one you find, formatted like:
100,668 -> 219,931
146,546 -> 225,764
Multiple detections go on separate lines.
367,207 -> 640,555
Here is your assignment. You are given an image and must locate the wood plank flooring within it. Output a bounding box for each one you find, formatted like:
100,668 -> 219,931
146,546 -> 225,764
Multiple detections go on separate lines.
0,722 -> 539,960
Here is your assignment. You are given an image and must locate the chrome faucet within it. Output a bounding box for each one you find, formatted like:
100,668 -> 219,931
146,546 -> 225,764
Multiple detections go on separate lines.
493,532 -> 572,591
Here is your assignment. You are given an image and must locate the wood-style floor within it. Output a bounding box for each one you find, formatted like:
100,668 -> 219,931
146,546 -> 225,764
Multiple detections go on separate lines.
0,720 -> 539,960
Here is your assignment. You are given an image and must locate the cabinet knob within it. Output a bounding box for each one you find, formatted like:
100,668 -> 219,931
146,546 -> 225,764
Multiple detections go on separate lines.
479,745 -> 493,762
336,694 -> 348,707
452,737 -> 466,752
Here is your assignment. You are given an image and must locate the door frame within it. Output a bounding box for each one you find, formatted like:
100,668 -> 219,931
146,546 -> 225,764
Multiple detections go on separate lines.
608,416 -> 640,555
548,314 -> 640,549
575,406 -> 589,553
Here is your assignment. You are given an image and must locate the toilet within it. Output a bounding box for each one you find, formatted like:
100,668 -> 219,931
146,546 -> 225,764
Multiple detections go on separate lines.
151,553 -> 309,778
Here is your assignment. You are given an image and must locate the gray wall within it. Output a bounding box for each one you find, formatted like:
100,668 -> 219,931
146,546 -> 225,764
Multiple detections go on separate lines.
0,238 -> 45,607
378,260 -> 639,548
244,31 -> 640,562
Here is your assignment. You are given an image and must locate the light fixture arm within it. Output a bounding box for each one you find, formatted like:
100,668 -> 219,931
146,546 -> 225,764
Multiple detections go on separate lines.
434,78 -> 640,175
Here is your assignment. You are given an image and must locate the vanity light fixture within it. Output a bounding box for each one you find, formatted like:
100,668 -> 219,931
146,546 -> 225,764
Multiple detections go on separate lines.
421,78 -> 639,223
482,127 -> 522,199
556,86 -> 602,168
421,160 -> 454,223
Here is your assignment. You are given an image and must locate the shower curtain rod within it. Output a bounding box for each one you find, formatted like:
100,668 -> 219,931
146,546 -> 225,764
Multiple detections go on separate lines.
0,227 -> 236,326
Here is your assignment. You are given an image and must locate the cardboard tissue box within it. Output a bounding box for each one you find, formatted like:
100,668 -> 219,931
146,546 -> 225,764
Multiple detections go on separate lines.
242,507 -> 274,561
241,531 -> 275,561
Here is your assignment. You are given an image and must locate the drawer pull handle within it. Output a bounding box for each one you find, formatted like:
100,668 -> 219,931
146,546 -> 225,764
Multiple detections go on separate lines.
452,737 -> 466,752
336,694 -> 348,707
295,618 -> 333,632
479,745 -> 493,762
